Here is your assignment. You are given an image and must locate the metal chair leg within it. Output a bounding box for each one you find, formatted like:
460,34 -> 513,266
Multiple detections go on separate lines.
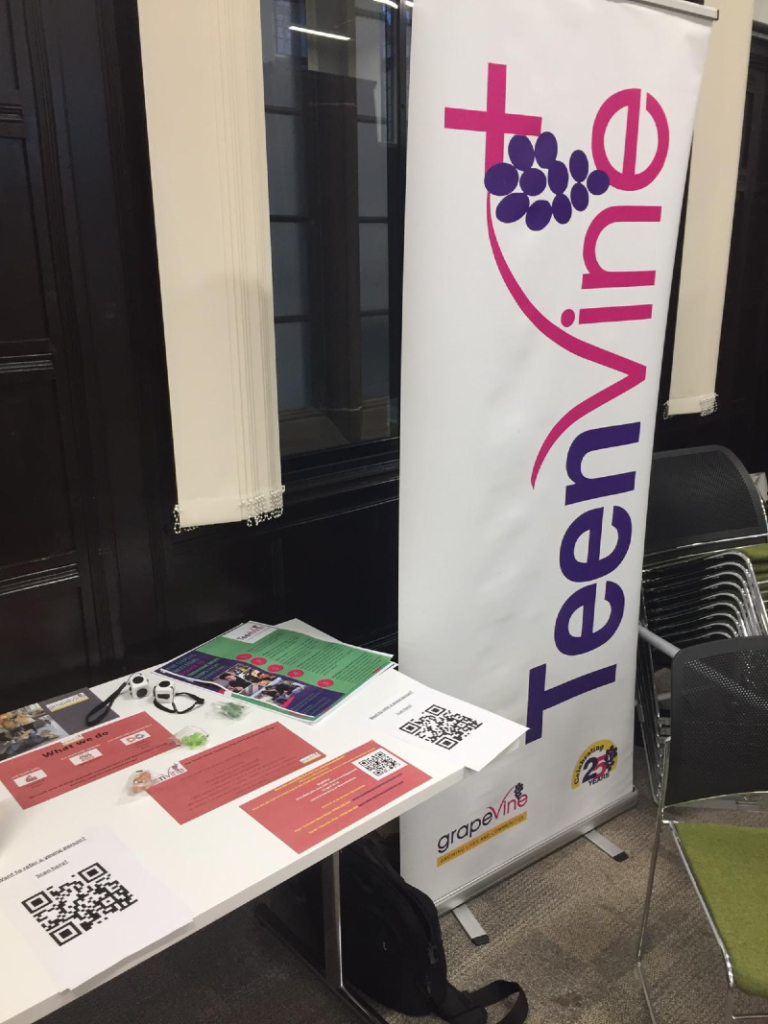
726,983 -> 735,1023
637,741 -> 670,1023
637,961 -> 660,1024
636,817 -> 663,1024
638,742 -> 669,963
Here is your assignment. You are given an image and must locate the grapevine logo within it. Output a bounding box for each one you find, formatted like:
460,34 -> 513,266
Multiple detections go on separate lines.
484,133 -> 610,232
436,783 -> 528,866
153,761 -> 187,785
571,740 -> 619,790
445,63 -> 668,486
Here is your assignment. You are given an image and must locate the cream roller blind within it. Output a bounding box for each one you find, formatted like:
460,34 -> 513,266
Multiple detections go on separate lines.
137,0 -> 283,528
667,0 -> 754,418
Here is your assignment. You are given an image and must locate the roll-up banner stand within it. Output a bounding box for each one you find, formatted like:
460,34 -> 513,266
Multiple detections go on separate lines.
399,0 -> 715,908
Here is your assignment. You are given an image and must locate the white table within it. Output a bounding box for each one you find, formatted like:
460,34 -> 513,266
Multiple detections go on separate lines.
0,622 -> 465,1024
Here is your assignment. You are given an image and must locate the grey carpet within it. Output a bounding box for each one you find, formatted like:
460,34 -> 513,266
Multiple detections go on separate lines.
44,750 -> 768,1024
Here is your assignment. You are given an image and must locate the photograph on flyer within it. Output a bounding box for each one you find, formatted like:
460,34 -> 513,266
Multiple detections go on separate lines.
0,706 -> 68,762
214,663 -> 344,719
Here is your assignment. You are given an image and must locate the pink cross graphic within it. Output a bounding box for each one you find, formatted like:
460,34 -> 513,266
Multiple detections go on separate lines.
445,63 -> 542,171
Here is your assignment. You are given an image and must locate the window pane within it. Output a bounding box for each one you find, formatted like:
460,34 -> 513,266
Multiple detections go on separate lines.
358,122 -> 388,218
261,0 -> 304,107
261,0 -> 403,457
362,314 -> 390,399
276,321 -> 312,411
359,223 -> 389,311
265,113 -> 306,217
356,13 -> 386,124
405,4 -> 412,101
270,222 -> 309,318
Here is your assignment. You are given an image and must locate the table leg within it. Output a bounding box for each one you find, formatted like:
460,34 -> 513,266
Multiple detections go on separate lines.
255,851 -> 388,1024
321,852 -> 344,989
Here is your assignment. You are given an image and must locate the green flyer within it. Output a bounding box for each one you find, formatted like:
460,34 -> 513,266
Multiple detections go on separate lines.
158,622 -> 393,722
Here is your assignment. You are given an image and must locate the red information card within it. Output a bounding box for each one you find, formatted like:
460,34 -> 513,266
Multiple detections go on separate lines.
0,712 -> 177,809
241,741 -> 431,853
148,722 -> 324,824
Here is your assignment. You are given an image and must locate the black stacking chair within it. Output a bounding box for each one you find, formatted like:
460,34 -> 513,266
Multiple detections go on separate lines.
637,447 -> 768,802
645,446 -> 768,562
637,636 -> 768,1023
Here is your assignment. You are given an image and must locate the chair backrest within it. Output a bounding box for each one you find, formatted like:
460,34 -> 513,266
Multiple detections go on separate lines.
645,446 -> 767,559
666,637 -> 768,806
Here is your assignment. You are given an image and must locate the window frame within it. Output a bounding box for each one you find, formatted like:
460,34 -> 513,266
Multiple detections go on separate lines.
270,1 -> 410,500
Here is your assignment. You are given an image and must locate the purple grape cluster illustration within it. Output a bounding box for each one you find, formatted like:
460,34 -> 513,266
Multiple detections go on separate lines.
484,131 -> 610,232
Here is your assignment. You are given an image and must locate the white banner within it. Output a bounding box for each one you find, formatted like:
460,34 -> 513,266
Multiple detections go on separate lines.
399,0 -> 712,905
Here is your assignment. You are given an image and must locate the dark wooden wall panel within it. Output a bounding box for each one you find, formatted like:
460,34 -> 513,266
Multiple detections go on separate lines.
163,533 -> 279,639
0,0 -> 112,699
0,572 -> 89,704
41,0 -> 160,655
0,0 -> 18,93
0,138 -> 48,347
0,373 -> 74,566
280,502 -> 399,645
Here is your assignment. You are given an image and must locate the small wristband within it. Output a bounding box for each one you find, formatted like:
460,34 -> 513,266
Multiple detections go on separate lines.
85,681 -> 127,728
153,691 -> 205,715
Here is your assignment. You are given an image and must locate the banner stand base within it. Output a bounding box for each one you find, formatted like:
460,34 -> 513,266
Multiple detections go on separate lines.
452,904 -> 490,945
434,789 -> 638,915
583,829 -> 629,861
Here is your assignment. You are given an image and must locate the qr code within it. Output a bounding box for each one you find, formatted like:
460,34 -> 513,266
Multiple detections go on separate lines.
354,748 -> 405,779
22,863 -> 137,946
399,705 -> 481,750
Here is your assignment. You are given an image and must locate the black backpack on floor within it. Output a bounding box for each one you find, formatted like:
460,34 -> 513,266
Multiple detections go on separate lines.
339,838 -> 528,1024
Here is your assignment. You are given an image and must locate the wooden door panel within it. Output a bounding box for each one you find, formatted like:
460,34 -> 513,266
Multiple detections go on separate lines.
0,372 -> 75,568
164,532 -> 278,638
0,137 -> 49,349
0,1 -> 18,95
0,0 -> 104,698
0,572 -> 89,704
281,502 -> 398,645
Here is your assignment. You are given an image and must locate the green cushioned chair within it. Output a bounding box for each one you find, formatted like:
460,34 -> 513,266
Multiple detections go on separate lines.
637,637 -> 768,1023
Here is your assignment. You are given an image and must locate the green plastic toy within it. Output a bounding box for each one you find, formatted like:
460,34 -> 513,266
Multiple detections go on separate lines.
178,730 -> 208,749
217,701 -> 247,719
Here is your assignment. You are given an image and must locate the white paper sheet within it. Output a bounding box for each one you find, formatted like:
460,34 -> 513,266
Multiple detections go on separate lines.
0,829 -> 191,991
366,675 -> 527,771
